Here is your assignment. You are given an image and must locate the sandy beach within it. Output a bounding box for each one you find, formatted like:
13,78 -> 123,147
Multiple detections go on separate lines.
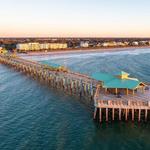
18,46 -> 150,57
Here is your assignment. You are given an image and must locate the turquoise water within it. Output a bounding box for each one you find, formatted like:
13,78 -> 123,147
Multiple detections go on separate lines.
0,48 -> 150,150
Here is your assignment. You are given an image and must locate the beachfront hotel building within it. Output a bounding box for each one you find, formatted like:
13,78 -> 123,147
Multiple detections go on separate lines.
16,43 -> 41,51
40,43 -> 49,50
101,42 -> 117,47
16,43 -> 68,51
49,43 -> 68,49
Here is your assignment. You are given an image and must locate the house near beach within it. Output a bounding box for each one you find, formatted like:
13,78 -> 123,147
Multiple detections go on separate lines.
139,41 -> 148,46
116,42 -> 127,47
101,42 -> 117,47
16,43 -> 40,51
96,43 -> 102,47
131,41 -> 139,46
80,41 -> 89,48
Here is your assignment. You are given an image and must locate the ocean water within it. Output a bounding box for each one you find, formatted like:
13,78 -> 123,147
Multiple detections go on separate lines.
0,48 -> 150,150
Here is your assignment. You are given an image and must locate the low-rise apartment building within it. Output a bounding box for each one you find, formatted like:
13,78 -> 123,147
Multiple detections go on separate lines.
49,43 -> 68,49
16,43 -> 68,51
101,41 -> 117,47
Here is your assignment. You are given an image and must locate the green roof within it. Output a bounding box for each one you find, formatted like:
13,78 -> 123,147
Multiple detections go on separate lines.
41,61 -> 61,68
92,72 -> 141,89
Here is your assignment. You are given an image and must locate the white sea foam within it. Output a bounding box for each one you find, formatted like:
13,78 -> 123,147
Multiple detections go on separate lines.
21,48 -> 150,61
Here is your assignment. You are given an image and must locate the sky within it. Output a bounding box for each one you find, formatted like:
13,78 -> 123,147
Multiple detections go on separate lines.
0,0 -> 150,37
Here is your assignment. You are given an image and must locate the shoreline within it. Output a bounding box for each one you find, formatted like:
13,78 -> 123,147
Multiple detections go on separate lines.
18,46 -> 150,56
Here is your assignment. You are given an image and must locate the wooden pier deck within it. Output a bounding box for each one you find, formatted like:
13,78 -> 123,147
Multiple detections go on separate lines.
94,86 -> 150,122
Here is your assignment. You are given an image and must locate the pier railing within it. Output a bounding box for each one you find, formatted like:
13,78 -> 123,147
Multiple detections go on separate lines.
96,99 -> 149,109
93,85 -> 150,122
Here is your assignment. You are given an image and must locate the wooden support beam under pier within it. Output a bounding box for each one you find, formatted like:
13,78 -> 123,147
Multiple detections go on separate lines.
125,109 -> 128,121
132,109 -> 134,121
99,108 -> 102,123
112,108 -> 114,121
93,108 -> 97,119
138,109 -> 141,122
106,108 -> 108,122
119,109 -> 121,121
126,88 -> 128,95
145,109 -> 148,121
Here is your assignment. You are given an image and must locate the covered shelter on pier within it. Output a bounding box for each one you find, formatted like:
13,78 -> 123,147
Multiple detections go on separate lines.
92,71 -> 146,95
42,61 -> 69,72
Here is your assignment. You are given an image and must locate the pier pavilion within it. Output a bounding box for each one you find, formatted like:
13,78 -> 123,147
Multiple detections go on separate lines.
92,71 -> 146,96
43,62 -> 68,72
92,71 -> 150,122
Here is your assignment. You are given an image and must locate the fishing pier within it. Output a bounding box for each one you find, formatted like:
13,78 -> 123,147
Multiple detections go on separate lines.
93,72 -> 150,122
0,54 -> 150,123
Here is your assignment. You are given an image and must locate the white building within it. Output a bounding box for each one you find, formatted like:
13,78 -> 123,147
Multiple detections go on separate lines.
139,41 -> 147,46
28,43 -> 40,51
40,43 -> 49,50
101,42 -> 109,47
97,43 -> 102,47
116,42 -> 127,47
80,41 -> 89,48
16,43 -> 40,51
39,44 -> 45,50
49,43 -> 68,49
16,43 -> 30,51
101,42 -> 117,47
132,41 -> 139,46
17,43 -> 68,51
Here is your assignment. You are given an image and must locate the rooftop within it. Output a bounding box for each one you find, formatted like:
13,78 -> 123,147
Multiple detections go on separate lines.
92,71 -> 144,90
41,61 -> 62,68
